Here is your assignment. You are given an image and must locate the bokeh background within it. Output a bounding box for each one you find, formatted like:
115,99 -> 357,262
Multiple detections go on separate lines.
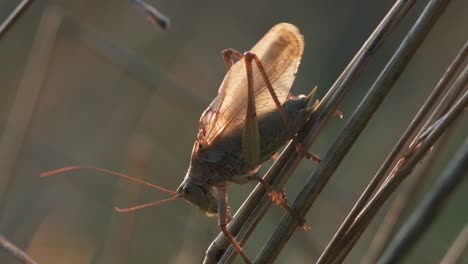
0,0 -> 466,263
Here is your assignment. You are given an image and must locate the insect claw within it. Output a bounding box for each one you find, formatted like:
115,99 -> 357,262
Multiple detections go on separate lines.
114,206 -> 125,213
294,144 -> 321,163
268,190 -> 285,206
305,153 -> 321,163
302,223 -> 312,231
334,109 -> 344,119
279,188 -> 288,203
295,215 -> 311,231
272,152 -> 280,161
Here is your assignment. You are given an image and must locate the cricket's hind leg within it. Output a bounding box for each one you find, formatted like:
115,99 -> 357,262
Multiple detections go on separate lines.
243,52 -> 321,163
222,48 -> 243,69
216,186 -> 252,264
231,171 -> 311,231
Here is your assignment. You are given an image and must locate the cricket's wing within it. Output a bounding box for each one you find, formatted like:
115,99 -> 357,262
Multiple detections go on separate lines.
200,23 -> 304,145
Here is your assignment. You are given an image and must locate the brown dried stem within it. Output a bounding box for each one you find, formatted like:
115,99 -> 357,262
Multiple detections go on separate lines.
378,139 -> 468,264
0,233 -> 37,264
361,43 -> 467,263
361,119 -> 459,264
0,0 -> 35,40
204,0 -> 416,263
333,89 -> 468,264
334,61 -> 468,263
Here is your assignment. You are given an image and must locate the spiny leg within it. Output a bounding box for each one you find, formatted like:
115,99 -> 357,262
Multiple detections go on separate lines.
253,176 -> 310,231
244,52 -> 320,163
217,186 -> 252,264
222,48 -> 243,69
230,172 -> 310,231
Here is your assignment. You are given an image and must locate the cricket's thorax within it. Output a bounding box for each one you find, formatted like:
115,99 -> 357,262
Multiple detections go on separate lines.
193,95 -> 313,184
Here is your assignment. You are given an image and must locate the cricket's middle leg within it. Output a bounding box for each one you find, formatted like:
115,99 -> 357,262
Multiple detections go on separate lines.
230,172 -> 311,231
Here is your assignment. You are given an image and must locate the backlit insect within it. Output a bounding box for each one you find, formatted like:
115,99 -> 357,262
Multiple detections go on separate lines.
42,23 -> 323,263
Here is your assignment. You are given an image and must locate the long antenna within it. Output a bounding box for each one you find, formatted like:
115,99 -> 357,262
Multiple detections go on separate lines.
40,165 -> 177,195
114,194 -> 181,213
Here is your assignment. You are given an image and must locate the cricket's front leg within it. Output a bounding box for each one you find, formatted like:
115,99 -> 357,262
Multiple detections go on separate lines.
217,186 -> 252,264
244,52 -> 321,163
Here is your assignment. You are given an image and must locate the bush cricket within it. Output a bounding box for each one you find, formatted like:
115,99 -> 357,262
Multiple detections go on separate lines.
41,23 -> 326,263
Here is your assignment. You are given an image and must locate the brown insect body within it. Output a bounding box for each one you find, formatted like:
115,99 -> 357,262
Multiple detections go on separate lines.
178,95 -> 315,215
173,23 -> 317,222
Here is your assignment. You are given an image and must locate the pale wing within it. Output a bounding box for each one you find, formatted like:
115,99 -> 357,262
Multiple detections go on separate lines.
201,23 -> 304,145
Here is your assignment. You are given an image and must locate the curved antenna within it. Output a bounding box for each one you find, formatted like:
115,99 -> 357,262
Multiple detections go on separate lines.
114,194 -> 181,213
40,165 -> 177,195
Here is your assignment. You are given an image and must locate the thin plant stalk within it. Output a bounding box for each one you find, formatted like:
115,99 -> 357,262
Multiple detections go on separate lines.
378,139 -> 468,264
0,233 -> 37,264
361,118 -> 461,264
332,41 -> 468,264
334,90 -> 468,263
362,59 -> 468,263
0,0 -> 35,39
334,65 -> 468,263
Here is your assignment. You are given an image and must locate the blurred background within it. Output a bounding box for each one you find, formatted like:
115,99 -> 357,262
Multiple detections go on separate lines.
0,0 -> 466,263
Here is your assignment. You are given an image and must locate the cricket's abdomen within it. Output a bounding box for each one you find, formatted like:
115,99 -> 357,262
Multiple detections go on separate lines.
200,96 -> 312,181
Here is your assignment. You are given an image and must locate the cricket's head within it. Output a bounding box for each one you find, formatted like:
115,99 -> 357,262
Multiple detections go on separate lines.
174,141 -> 219,216
177,179 -> 218,216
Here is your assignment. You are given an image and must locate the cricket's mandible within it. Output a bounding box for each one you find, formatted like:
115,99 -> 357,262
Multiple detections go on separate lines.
42,23 -> 324,264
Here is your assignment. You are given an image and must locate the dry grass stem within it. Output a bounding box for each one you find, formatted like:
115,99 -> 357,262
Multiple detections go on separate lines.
361,118 -> 462,264
0,233 -> 37,264
362,42 -> 467,263
0,0 -> 35,39
324,39 -> 468,264
378,139 -> 468,264
334,88 -> 468,263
